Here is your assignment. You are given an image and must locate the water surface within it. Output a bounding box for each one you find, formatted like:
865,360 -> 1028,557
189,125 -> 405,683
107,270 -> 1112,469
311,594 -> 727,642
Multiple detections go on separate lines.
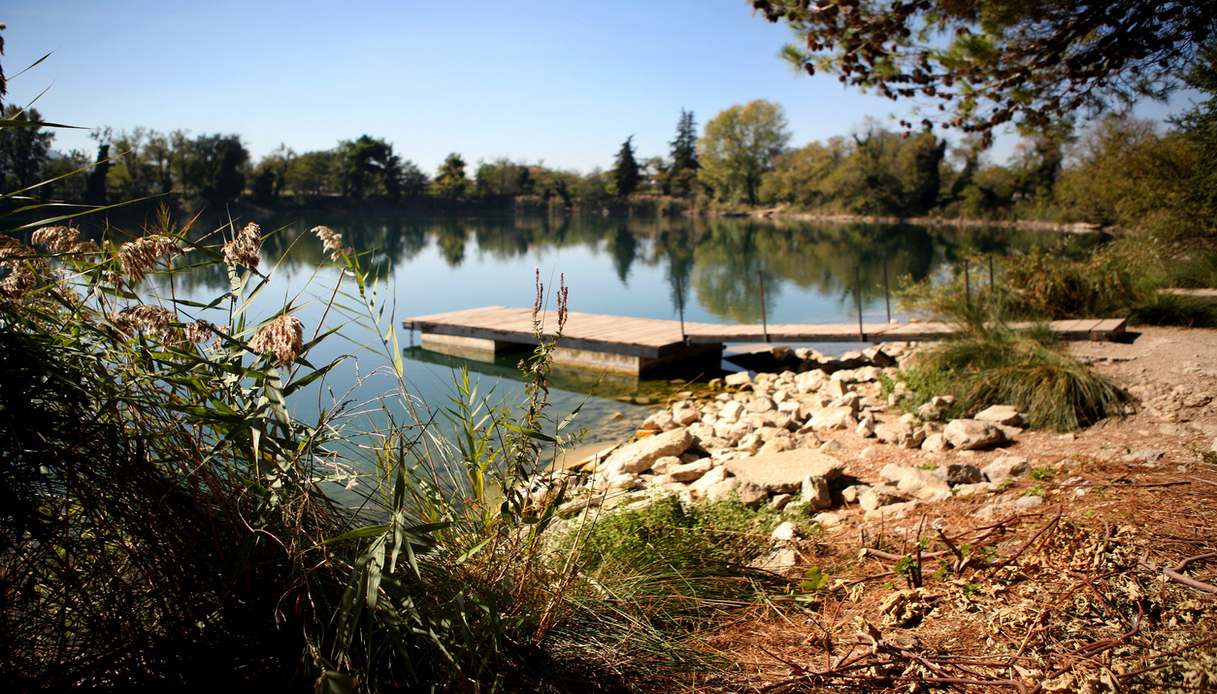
160,213 -> 1083,445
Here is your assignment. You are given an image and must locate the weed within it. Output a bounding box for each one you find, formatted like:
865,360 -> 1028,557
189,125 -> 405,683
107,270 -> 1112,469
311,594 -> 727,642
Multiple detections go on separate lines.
1023,484 -> 1046,497
1029,466 -> 1054,481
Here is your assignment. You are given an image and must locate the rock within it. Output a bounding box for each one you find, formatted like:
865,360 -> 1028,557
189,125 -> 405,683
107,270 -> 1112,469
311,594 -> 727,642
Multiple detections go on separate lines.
880,463 -> 951,500
606,473 -> 642,490
1122,448 -> 1166,464
726,449 -> 846,494
859,484 -> 906,511
856,416 -> 876,438
943,419 -> 1008,451
810,406 -> 857,431
724,371 -> 752,387
916,395 -> 955,421
824,379 -> 849,399
1014,495 -> 1044,510
668,459 -> 714,482
771,521 -> 800,542
862,346 -> 898,368
776,399 -> 801,415
753,546 -> 800,574
795,369 -> 827,393
704,477 -> 741,502
707,377 -> 723,390
982,455 -> 1029,484
841,484 -> 863,504
818,439 -> 843,454
650,456 -> 681,475
768,493 -> 793,511
863,499 -> 920,521
602,428 -> 694,475
829,391 -> 862,414
801,474 -> 833,510
672,406 -> 701,427
736,481 -> 769,508
920,432 -> 949,452
813,511 -> 845,528
852,366 -> 882,383
875,421 -> 922,448
688,465 -> 729,498
642,410 -> 675,431
953,482 -> 994,497
720,400 -> 746,423
975,405 -> 1024,427
946,463 -> 983,486
687,422 -> 714,442
758,437 -> 794,456
746,397 -> 775,413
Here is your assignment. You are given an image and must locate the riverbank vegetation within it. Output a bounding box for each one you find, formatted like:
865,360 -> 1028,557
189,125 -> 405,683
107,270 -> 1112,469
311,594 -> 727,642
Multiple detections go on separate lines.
0,209 -> 799,689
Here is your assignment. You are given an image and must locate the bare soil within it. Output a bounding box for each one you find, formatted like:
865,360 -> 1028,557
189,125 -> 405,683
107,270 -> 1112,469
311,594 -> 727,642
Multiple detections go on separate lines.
688,328 -> 1217,693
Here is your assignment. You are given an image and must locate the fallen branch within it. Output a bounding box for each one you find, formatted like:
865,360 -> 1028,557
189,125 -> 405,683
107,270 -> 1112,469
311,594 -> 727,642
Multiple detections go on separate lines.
1140,552 -> 1217,595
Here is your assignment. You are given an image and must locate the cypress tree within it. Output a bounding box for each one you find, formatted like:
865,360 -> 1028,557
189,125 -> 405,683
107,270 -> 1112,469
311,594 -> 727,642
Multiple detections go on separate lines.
612,136 -> 640,197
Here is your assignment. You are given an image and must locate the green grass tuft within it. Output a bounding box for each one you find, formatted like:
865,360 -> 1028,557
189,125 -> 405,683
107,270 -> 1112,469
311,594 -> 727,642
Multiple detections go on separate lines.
904,327 -> 1134,432
1130,292 -> 1217,328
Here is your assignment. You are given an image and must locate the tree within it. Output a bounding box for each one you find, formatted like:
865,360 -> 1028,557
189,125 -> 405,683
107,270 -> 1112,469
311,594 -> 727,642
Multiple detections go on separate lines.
667,109 -> 699,195
697,100 -> 790,204
611,136 -> 640,197
85,141 -> 110,204
284,150 -> 337,199
434,153 -> 469,198
335,135 -> 401,199
474,158 -> 531,197
188,134 -> 249,204
256,143 -> 295,199
398,160 -> 429,198
754,1 -> 1217,136
0,105 -> 52,192
895,131 -> 947,214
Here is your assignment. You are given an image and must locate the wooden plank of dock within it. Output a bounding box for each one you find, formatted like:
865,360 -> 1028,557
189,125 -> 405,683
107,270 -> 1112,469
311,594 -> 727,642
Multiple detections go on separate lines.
404,307 -> 1127,359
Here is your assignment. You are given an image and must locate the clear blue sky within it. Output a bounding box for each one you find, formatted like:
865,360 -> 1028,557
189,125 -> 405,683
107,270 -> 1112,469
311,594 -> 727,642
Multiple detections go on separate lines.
3,0 -> 1192,174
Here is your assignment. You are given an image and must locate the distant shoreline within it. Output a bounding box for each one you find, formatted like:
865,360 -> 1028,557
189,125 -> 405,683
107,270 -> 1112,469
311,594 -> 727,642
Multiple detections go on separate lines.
721,207 -> 1107,234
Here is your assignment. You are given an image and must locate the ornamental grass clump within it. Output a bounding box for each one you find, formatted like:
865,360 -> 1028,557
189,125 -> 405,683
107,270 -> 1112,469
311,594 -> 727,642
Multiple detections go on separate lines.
903,327 -> 1134,431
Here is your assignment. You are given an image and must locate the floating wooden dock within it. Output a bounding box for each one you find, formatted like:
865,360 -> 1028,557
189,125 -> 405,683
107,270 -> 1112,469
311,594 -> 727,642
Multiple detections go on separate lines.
403,307 -> 1127,376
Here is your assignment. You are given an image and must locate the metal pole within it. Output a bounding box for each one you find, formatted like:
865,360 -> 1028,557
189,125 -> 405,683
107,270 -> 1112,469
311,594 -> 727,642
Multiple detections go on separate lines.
678,300 -> 686,342
757,269 -> 769,343
988,255 -> 995,292
882,256 -> 891,323
854,265 -> 865,340
963,259 -> 971,308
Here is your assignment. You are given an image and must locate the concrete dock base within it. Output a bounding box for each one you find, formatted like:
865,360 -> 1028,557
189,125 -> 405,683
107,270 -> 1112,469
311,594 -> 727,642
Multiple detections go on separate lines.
420,332 -> 722,376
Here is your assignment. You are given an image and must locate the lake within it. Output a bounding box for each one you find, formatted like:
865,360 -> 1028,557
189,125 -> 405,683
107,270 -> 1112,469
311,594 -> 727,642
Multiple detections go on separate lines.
161,212 -> 1085,446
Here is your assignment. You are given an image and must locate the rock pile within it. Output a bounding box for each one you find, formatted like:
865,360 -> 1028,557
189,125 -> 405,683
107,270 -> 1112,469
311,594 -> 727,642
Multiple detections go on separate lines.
533,344 -> 1036,523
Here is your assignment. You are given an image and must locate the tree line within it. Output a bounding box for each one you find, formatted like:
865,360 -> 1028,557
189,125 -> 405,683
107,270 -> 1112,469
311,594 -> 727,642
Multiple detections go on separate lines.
4,86 -> 1215,237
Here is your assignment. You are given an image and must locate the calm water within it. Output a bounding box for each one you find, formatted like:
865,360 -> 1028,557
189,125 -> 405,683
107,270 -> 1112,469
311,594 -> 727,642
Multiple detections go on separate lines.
159,213 -> 1084,445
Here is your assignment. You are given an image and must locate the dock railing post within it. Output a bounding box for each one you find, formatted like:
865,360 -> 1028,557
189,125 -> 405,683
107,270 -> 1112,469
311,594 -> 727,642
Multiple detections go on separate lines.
854,265 -> 865,341
882,256 -> 891,323
757,269 -> 770,343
